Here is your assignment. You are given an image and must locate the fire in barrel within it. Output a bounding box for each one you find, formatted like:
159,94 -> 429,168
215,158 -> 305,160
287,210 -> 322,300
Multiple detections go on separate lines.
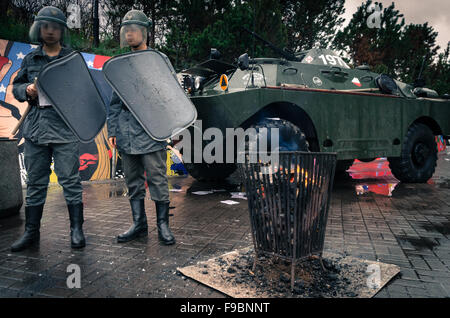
238,151 -> 337,290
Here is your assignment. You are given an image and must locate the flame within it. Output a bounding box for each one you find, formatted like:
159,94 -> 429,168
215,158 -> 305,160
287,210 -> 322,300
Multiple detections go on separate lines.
258,164 -> 320,200
289,166 -> 311,186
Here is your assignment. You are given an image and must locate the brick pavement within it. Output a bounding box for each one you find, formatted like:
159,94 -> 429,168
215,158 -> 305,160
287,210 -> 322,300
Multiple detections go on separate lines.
0,151 -> 449,298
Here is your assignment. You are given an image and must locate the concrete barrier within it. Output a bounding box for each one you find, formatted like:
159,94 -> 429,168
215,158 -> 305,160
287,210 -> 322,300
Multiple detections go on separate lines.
0,138 -> 23,218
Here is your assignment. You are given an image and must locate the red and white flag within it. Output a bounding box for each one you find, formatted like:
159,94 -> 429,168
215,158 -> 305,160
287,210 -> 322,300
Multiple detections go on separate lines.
352,77 -> 362,87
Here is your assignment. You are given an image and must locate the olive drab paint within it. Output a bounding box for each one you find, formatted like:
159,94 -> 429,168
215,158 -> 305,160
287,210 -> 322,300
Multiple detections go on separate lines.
181,46 -> 450,179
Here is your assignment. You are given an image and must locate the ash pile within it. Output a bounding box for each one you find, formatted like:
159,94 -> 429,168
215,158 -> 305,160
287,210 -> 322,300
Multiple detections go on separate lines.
205,249 -> 368,298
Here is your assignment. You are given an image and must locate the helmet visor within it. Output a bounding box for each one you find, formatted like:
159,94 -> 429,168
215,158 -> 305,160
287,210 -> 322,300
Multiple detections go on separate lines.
29,20 -> 70,45
120,24 -> 147,48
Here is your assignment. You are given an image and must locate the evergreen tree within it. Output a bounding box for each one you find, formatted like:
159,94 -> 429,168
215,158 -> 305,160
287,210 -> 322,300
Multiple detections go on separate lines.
397,22 -> 439,84
164,0 -> 287,69
333,0 -> 444,95
279,0 -> 345,52
333,0 -> 405,73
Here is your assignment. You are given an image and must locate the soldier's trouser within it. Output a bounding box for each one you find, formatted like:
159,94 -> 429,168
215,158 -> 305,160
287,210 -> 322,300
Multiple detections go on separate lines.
122,149 -> 169,202
24,140 -> 82,206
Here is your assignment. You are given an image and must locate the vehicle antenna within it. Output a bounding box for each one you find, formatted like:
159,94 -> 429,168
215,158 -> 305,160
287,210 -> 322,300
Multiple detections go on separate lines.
414,54 -> 428,88
251,0 -> 256,87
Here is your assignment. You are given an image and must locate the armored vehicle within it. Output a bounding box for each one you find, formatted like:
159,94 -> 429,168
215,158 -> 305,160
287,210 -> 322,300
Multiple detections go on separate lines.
178,30 -> 450,183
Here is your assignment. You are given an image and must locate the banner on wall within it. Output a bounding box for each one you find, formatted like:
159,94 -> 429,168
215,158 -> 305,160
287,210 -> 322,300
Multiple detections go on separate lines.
0,39 -> 187,184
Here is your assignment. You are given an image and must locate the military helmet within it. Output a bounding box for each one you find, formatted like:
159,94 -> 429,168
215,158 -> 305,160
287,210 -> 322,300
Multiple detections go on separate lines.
119,10 -> 151,48
121,10 -> 151,28
29,6 -> 69,44
35,6 -> 68,27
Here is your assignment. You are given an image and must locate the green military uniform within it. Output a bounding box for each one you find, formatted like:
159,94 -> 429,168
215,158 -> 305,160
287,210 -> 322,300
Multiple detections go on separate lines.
13,45 -> 82,206
107,10 -> 175,245
108,91 -> 169,203
10,6 -> 85,252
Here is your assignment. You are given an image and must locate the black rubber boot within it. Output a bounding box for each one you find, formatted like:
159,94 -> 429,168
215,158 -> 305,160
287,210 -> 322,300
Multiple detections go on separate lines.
117,199 -> 148,243
155,201 -> 175,245
67,203 -> 86,248
11,205 -> 44,252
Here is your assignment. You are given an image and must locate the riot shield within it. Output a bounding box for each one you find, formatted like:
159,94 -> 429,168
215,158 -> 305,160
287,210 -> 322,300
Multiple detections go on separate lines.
37,51 -> 107,143
102,50 -> 197,141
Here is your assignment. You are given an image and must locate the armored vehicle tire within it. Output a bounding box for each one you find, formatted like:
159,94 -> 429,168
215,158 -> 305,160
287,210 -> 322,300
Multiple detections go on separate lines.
184,118 -> 309,182
246,118 -> 310,152
388,123 -> 438,183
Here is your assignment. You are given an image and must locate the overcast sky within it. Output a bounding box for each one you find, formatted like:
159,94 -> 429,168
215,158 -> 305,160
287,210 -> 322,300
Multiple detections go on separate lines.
342,0 -> 450,52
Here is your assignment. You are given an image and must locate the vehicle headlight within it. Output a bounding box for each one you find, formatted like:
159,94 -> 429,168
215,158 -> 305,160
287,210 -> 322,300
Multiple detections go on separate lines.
194,76 -> 205,91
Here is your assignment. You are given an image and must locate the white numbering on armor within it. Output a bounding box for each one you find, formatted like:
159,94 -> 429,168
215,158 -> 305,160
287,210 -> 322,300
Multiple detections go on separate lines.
318,55 -> 347,67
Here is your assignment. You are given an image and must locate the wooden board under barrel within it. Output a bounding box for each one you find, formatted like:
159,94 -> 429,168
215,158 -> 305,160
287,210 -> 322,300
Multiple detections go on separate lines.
178,246 -> 400,298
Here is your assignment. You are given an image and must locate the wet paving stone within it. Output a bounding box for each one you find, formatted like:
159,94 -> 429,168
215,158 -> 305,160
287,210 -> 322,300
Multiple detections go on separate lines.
0,152 -> 449,298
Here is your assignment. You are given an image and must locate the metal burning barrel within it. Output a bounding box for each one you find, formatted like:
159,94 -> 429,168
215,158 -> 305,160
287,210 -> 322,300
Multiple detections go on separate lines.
239,151 -> 337,290
0,138 -> 23,218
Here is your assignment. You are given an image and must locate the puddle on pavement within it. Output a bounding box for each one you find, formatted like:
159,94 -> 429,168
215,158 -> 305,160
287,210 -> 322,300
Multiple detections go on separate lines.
395,235 -> 440,251
428,178 -> 450,190
421,222 -> 450,236
84,183 -> 128,199
169,183 -> 183,191
355,183 -> 399,197
109,187 -> 127,198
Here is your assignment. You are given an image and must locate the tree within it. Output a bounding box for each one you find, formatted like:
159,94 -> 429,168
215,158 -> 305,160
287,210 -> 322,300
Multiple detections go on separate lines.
164,0 -> 287,69
396,22 -> 439,84
333,0 -> 405,73
333,0 -> 445,94
0,0 -> 9,20
101,0 -> 177,49
163,0 -> 237,68
427,42 -> 450,95
279,0 -> 345,52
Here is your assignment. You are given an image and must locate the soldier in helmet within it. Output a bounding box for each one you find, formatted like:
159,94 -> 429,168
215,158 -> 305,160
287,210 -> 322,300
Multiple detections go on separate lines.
11,6 -> 85,251
107,10 -> 175,245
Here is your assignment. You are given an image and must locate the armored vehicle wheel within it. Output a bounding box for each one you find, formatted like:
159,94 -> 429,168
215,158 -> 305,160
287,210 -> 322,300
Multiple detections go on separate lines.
246,118 -> 310,152
388,123 -> 437,183
184,118 -> 309,182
